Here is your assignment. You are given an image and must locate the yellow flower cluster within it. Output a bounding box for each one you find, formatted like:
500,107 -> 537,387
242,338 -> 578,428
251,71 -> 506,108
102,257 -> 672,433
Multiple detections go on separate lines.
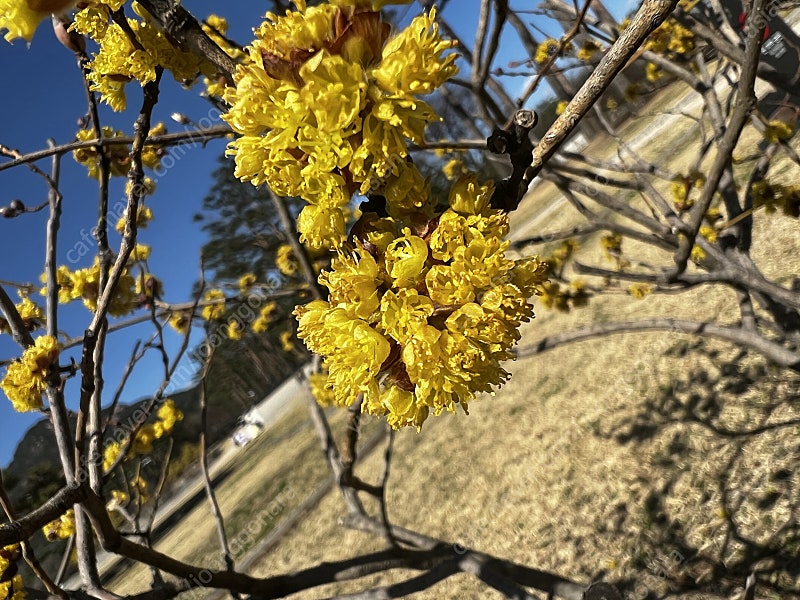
524,240 -> 589,313
0,0 -> 74,43
536,280 -> 588,312
115,205 -> 153,234
646,18 -> 694,58
276,244 -> 300,276
1,335 -> 60,412
0,545 -> 24,600
534,38 -> 569,64
690,225 -> 718,262
763,120 -> 794,144
131,399 -> 183,454
40,255 -> 144,317
600,233 -> 623,260
624,83 -> 641,103
102,399 -> 183,470
201,289 -> 226,320
201,15 -> 245,98
442,157 -> 467,181
74,124 -> 165,178
224,2 -> 458,251
280,330 -> 295,352
309,370 -> 336,406
238,273 -> 257,292
670,172 -> 705,212
576,39 -> 602,61
751,180 -> 800,217
102,440 -> 123,472
169,310 -> 192,334
105,489 -> 130,511
71,4 -> 216,111
295,174 -> 548,429
0,296 -> 44,336
130,474 -> 148,501
252,302 -> 277,334
42,508 -> 76,541
555,100 -> 568,116
645,62 -> 662,82
628,283 -> 653,299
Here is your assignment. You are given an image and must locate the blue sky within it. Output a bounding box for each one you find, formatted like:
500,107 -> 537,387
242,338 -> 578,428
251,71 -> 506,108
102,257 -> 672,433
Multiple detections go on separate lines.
0,0 -> 630,468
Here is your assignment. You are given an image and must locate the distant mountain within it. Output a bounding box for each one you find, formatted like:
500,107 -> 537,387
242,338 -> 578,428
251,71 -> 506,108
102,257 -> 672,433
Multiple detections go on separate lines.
2,381 -> 247,511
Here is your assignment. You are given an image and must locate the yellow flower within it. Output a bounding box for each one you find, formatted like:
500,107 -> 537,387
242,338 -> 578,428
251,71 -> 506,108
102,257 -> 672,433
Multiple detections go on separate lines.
601,233 -> 623,260
0,296 -> 44,335
129,243 -> 152,263
309,370 -> 336,406
252,302 -> 277,333
226,320 -> 246,340
115,205 -> 153,234
73,127 -> 131,178
320,248 -> 382,321
380,288 -> 434,345
280,330 -> 294,352
296,303 -> 390,405
1,335 -> 60,412
0,0 -> 75,43
629,283 -> 652,299
537,281 -> 569,312
442,158 -> 467,181
225,5 -> 456,250
106,489 -> 129,511
157,398 -> 183,433
238,273 -> 257,292
83,11 -> 215,111
130,475 -> 148,501
0,544 -> 24,600
448,173 -> 494,216
371,8 -> 457,97
276,244 -> 299,276
132,423 -> 158,455
39,265 -> 79,304
645,62 -> 662,82
384,230 -> 429,288
295,167 -> 544,429
763,120 -> 794,144
297,205 -> 346,252
42,509 -> 75,541
102,440 -> 123,472
699,224 -> 717,243
204,14 -> 228,34
202,289 -> 226,321
169,310 -> 192,334
534,38 -> 560,64
555,100 -> 568,116
382,161 -> 430,214
69,257 -> 138,317
577,39 -> 602,61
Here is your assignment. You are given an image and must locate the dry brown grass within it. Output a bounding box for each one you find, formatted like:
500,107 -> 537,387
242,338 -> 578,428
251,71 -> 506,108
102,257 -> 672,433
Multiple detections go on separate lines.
110,79 -> 800,599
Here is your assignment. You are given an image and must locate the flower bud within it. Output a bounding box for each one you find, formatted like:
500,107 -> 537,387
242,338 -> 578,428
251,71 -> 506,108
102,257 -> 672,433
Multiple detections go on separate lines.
52,15 -> 85,54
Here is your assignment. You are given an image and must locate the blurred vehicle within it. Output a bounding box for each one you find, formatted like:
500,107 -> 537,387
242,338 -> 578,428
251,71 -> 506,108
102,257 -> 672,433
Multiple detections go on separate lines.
232,408 -> 264,447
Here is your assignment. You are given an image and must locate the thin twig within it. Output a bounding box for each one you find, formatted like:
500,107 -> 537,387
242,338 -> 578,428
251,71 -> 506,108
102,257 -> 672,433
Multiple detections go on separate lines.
524,0 -> 679,183
0,126 -> 231,173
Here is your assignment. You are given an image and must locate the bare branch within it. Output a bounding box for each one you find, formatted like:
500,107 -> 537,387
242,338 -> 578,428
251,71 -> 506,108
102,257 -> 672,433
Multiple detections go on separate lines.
515,318 -> 800,369
524,0 -> 679,183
